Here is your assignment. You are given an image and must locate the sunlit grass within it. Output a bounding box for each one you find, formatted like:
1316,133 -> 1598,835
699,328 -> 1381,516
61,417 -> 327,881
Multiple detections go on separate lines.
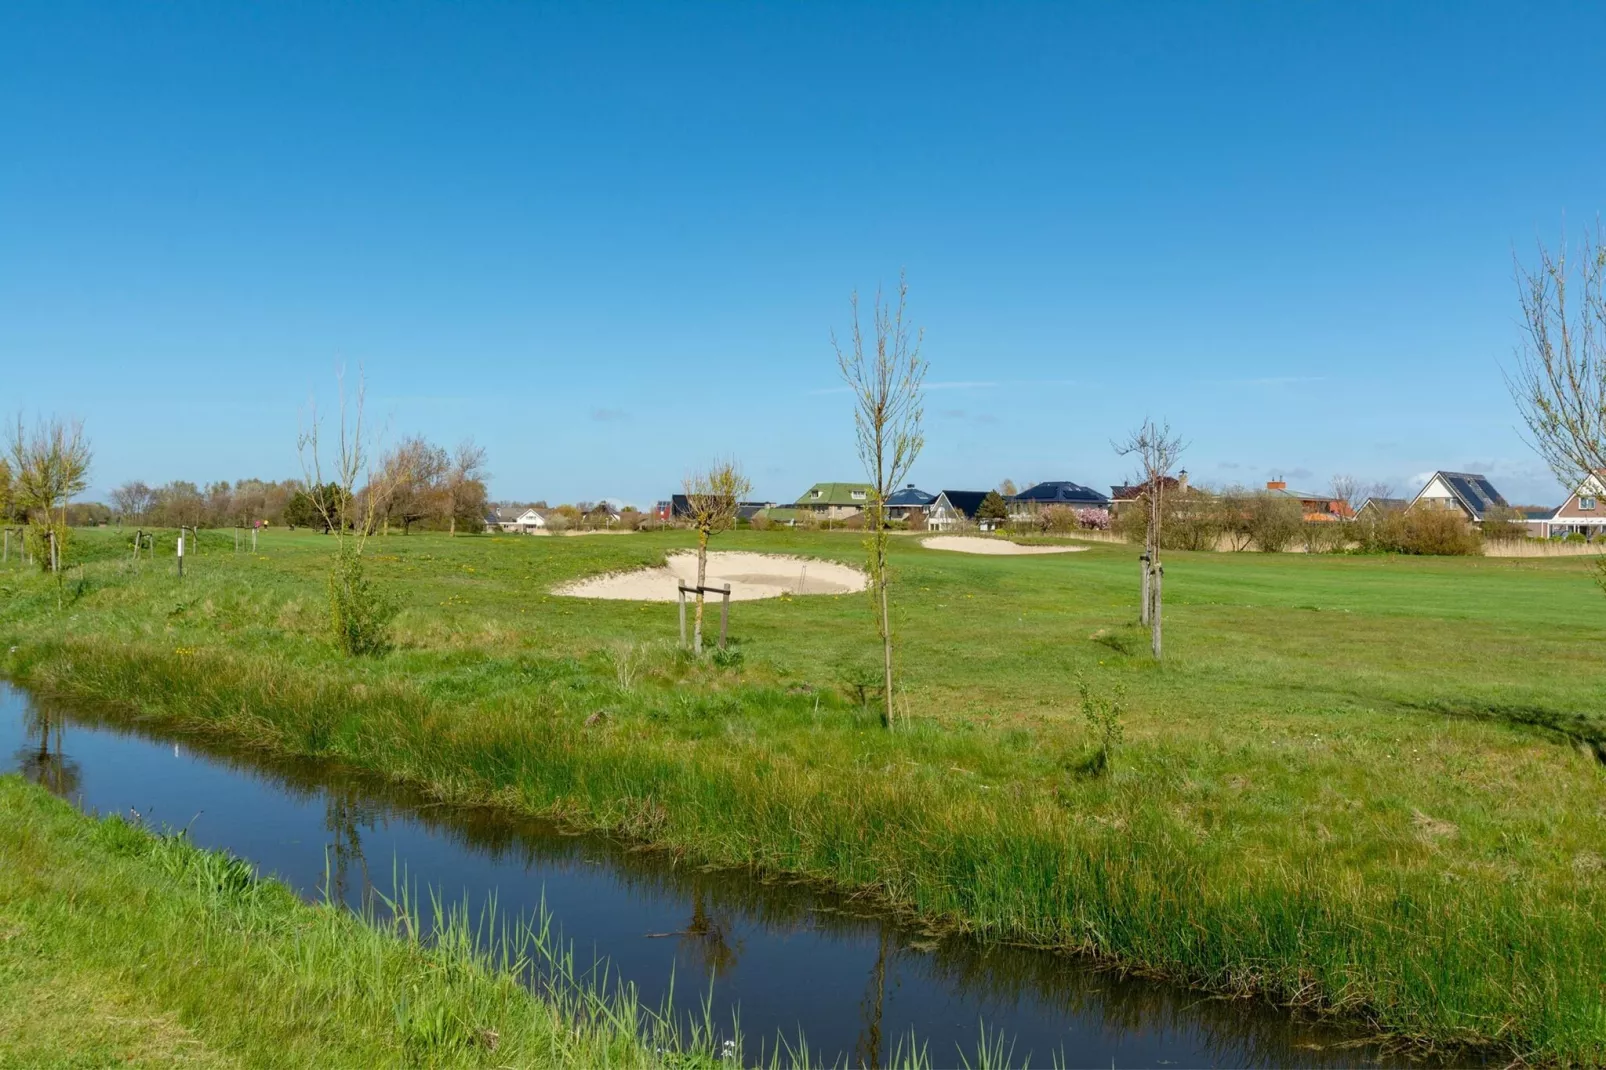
3,527 -> 1605,1061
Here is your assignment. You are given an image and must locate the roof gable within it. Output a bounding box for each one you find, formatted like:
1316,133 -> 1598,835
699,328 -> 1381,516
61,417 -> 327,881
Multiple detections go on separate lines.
934,490 -> 989,517
1414,471 -> 1508,521
796,482 -> 874,506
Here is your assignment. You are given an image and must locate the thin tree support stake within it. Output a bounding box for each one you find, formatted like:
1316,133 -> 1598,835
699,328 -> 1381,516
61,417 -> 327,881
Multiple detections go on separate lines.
719,583 -> 731,651
678,585 -> 687,649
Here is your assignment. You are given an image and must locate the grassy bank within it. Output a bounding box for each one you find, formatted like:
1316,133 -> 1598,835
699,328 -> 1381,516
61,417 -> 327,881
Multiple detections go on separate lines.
0,774 -> 715,1068
3,528 -> 1605,1061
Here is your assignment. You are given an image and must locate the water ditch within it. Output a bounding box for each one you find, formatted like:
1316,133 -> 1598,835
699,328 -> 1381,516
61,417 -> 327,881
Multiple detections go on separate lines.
1,681 -> 1479,1068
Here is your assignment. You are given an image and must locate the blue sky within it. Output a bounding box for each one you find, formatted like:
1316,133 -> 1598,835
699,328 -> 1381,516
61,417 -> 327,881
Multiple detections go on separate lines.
3,2 -> 1603,507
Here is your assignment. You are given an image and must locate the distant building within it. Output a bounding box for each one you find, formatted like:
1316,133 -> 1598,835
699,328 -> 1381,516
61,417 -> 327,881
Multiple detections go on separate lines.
1261,480 -> 1351,521
1354,496 -> 1408,520
1108,472 -> 1188,516
795,482 -> 872,521
1532,470 -> 1606,538
884,484 -> 936,521
1408,471 -> 1509,524
926,490 -> 991,531
487,506 -> 547,533
1007,480 -> 1109,521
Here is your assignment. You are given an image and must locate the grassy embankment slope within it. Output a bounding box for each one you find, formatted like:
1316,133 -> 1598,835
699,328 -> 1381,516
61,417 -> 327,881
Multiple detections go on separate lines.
0,774 -> 717,1068
2,527 -> 1604,1060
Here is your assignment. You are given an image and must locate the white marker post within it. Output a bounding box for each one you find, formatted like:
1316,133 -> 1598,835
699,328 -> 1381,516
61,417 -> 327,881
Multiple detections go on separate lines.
177,534 -> 185,579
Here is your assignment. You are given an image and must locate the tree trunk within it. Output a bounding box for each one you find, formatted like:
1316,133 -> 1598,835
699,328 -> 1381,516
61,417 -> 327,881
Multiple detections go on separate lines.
879,561 -> 895,729
693,529 -> 709,654
449,514 -> 456,536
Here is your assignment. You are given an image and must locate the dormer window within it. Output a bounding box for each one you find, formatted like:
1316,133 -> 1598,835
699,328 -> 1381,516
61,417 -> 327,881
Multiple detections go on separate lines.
851,490 -> 866,501
811,490 -> 822,499
1583,496 -> 1597,511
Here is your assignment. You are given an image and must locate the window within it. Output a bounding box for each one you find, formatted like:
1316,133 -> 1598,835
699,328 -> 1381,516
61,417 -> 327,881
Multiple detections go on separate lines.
851,490 -> 866,500
811,490 -> 822,499
1582,496 -> 1597,511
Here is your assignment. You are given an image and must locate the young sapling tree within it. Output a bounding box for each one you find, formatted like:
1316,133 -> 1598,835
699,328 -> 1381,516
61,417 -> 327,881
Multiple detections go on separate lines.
1114,419 -> 1185,659
682,460 -> 751,655
834,274 -> 927,728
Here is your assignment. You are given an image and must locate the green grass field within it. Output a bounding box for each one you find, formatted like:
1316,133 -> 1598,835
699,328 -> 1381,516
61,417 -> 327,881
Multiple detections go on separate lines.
3,526 -> 1604,1061
0,774 -> 725,1068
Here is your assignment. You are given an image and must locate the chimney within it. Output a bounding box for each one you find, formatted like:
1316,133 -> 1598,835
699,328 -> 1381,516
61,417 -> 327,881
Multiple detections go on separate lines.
1266,480 -> 1286,491
1177,469 -> 1189,490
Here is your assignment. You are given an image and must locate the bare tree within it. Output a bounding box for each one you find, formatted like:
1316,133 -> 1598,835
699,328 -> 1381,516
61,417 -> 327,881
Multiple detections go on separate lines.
444,439 -> 489,536
1509,224 -> 1606,517
374,435 -> 448,535
1114,419 -> 1185,659
109,480 -> 154,526
1329,474 -> 1363,518
682,460 -> 751,654
998,478 -> 1018,496
8,415 -> 92,574
835,275 -> 927,728
299,370 -> 398,655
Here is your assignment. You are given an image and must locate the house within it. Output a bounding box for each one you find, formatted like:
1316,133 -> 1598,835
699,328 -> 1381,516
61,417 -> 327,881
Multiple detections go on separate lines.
1522,506 -> 1560,538
1108,472 -> 1188,516
487,506 -> 547,533
926,490 -> 991,531
1408,471 -> 1509,524
1007,480 -> 1109,521
668,495 -> 776,522
1536,470 -> 1606,538
1355,496 -> 1408,520
884,484 -> 936,521
1262,480 -> 1352,521
795,482 -> 872,521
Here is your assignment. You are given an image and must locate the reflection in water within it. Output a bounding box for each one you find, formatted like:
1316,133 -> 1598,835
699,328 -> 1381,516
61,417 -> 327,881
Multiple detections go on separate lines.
0,683 -> 1486,1069
14,704 -> 79,799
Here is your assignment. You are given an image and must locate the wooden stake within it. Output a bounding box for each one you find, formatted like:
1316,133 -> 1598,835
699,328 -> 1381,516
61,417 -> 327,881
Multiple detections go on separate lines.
678,585 -> 687,649
719,583 -> 731,651
1139,552 -> 1151,625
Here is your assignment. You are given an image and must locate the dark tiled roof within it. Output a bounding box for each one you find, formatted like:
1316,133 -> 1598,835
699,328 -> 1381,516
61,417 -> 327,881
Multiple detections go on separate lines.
1011,481 -> 1109,505
1522,506 -> 1558,521
1358,497 -> 1408,513
1436,471 -> 1509,521
886,485 -> 935,507
935,490 -> 989,517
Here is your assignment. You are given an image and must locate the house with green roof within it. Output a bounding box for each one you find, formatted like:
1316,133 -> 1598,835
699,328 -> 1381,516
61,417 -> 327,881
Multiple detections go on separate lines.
795,481 -> 873,521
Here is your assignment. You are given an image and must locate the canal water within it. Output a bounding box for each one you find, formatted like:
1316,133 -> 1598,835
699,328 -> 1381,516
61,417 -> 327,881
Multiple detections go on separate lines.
1,682 -> 1470,1068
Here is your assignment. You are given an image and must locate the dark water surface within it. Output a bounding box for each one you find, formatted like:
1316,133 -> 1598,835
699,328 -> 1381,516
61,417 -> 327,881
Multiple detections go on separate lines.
2,682 -> 1476,1068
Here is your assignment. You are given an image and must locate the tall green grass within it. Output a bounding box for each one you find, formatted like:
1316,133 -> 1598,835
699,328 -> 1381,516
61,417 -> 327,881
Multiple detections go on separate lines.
3,528 -> 1605,1062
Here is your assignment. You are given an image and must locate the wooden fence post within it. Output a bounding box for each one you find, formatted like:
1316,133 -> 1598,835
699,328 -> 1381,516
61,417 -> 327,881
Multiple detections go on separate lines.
719,583 -> 731,651
1139,552 -> 1151,625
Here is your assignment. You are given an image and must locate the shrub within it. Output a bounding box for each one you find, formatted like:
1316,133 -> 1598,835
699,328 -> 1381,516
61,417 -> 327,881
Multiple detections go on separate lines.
1245,493 -> 1304,552
1300,521 -> 1346,554
1480,505 -> 1526,543
327,544 -> 395,656
1077,507 -> 1111,531
1041,505 -> 1080,533
1384,508 -> 1483,555
748,515 -> 773,532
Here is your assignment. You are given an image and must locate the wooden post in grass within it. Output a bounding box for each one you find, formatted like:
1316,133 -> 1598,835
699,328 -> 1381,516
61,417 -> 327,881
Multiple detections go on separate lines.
678,584 -> 688,649
46,529 -> 57,573
177,533 -> 184,579
1139,552 -> 1151,625
1151,563 -> 1164,658
252,525 -> 258,552
719,583 -> 731,651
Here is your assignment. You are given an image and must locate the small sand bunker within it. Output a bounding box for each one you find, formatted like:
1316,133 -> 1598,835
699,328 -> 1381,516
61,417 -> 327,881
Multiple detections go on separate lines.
921,536 -> 1088,556
555,551 -> 869,601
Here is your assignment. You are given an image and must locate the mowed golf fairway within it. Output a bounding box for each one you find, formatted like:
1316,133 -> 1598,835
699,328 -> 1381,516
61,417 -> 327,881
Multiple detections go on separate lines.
3,527 -> 1604,1060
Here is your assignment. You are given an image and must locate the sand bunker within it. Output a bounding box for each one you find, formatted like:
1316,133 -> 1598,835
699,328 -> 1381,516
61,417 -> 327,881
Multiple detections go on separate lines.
921,536 -> 1088,556
555,551 -> 869,601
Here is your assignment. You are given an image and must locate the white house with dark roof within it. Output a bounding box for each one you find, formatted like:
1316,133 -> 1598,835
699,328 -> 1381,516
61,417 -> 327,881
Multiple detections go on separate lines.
1408,471 -> 1509,524
486,506 -> 547,533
